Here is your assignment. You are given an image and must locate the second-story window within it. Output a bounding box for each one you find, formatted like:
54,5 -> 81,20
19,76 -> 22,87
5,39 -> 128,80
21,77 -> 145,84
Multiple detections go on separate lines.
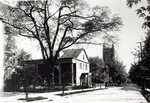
86,64 -> 88,70
80,63 -> 82,69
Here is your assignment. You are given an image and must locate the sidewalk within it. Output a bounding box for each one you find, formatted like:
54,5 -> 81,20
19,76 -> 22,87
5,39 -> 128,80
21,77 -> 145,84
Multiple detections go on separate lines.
1,86 -> 146,103
0,86 -> 104,103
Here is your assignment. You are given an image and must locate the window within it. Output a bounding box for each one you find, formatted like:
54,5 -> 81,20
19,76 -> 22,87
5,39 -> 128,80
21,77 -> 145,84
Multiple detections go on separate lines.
80,63 -> 82,69
83,63 -> 84,70
86,64 -> 88,70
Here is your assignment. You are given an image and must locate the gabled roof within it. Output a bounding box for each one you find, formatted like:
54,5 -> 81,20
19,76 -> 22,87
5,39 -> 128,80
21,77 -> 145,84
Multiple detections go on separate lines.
60,48 -> 83,59
23,48 -> 89,64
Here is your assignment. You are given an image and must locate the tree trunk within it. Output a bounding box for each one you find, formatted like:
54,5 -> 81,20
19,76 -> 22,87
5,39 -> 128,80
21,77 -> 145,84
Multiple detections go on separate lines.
24,86 -> 29,101
25,92 -> 28,101
48,61 -> 55,88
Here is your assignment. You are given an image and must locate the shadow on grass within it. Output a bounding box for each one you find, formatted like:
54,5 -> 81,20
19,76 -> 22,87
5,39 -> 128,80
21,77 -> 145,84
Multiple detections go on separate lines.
56,88 -> 106,96
18,96 -> 48,102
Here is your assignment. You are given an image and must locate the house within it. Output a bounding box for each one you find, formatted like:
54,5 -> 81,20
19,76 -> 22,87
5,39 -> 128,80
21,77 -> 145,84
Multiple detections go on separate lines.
23,48 -> 92,87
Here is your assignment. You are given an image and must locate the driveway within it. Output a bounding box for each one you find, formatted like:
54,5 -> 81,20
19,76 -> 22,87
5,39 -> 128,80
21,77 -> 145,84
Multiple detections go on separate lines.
0,87 -> 147,103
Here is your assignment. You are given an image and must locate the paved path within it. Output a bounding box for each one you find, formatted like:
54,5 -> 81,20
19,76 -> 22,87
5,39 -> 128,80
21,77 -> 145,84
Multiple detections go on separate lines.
0,87 -> 147,103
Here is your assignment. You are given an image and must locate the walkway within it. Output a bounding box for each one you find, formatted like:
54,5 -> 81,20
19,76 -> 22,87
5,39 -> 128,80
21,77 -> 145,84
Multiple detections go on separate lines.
0,87 -> 147,103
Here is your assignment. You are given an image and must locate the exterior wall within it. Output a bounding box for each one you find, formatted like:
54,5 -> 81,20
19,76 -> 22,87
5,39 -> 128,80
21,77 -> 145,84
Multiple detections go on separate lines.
74,50 -> 90,86
77,50 -> 89,63
76,60 -> 90,85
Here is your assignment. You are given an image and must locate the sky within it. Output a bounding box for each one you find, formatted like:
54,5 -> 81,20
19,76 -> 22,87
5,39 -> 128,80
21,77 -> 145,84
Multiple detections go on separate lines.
84,0 -> 147,72
1,0 -> 148,72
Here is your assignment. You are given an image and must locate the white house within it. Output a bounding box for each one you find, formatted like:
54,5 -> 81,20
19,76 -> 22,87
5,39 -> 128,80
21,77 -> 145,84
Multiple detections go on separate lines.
58,48 -> 92,86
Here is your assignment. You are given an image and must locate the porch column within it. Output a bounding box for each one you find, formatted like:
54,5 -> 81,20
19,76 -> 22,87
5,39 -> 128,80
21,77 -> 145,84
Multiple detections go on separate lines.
58,64 -> 61,86
71,63 -> 74,86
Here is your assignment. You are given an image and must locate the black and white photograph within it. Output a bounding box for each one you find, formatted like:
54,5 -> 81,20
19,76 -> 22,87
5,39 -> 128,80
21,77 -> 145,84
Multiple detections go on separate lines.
0,0 -> 150,103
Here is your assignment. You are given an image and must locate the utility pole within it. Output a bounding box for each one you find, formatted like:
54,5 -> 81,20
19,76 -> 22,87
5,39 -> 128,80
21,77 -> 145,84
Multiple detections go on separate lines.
137,41 -> 146,90
136,41 -> 144,64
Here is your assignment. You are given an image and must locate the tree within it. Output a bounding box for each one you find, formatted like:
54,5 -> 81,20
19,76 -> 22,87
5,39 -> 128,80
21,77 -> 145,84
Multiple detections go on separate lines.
127,0 -> 150,28
127,0 -> 150,89
108,60 -> 127,85
1,0 -> 122,84
4,49 -> 32,91
128,64 -> 149,89
4,25 -> 17,80
89,57 -> 105,83
142,31 -> 150,68
16,63 -> 40,101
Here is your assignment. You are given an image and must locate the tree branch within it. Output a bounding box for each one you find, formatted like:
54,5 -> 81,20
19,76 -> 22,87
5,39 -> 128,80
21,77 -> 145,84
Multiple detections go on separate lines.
47,9 -> 59,20
58,26 -> 70,50
14,7 -> 31,17
43,0 -> 52,57
62,29 -> 102,50
52,7 -> 62,49
18,31 -> 36,38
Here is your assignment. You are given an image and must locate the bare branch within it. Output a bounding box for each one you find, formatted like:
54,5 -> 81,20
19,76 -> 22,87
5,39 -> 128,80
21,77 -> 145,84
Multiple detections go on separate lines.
2,20 -> 22,30
58,26 -> 70,50
60,10 -> 77,17
14,7 -> 31,17
62,29 -> 102,50
52,7 -> 62,49
18,31 -> 36,39
47,9 -> 59,20
60,18 -> 70,25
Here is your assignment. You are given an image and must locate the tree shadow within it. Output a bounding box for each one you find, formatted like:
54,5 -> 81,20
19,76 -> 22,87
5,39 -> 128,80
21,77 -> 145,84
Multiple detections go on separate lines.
56,88 -> 106,96
18,96 -> 48,102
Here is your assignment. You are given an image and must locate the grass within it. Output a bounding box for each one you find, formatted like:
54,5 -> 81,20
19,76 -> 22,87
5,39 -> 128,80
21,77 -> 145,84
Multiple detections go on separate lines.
121,83 -> 140,91
1,92 -> 23,97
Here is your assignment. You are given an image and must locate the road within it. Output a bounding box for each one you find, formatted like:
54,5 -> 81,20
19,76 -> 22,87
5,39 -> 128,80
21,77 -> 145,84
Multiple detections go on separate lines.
0,87 -> 147,103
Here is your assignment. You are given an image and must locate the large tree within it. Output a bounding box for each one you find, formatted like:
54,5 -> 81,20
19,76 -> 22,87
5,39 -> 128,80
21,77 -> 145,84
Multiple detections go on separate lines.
1,0 -> 122,84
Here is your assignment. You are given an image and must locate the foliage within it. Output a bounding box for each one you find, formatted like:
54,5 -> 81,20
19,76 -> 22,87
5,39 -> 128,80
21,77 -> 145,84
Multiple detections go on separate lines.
128,64 -> 150,89
89,57 -> 105,83
127,0 -> 150,89
4,25 -> 17,79
0,0 -> 123,83
89,56 -> 127,85
142,30 -> 150,69
108,60 -> 127,85
127,0 -> 150,28
4,50 -> 32,91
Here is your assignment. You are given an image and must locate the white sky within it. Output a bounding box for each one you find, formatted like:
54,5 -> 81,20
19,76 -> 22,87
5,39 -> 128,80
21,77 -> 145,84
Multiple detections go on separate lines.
84,0 -> 147,72
1,0 -> 148,72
